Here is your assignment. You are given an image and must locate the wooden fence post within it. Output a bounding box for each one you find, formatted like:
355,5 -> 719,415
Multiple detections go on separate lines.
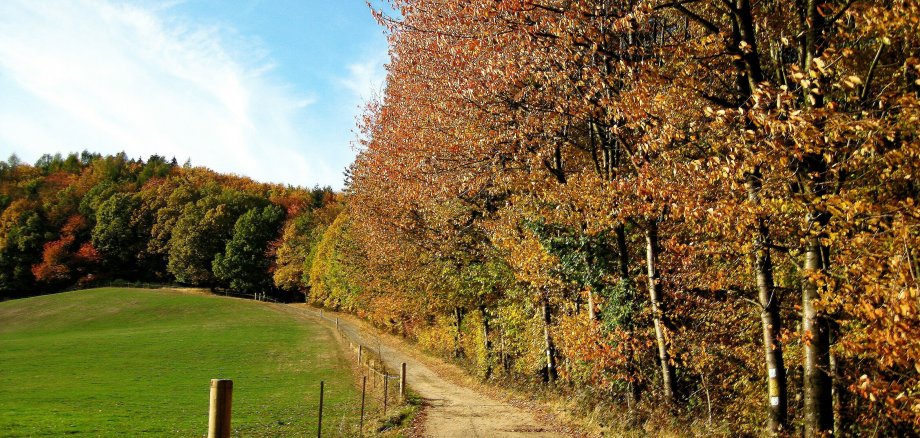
383,375 -> 388,415
317,381 -> 324,438
358,345 -> 363,364
360,376 -> 367,437
208,379 -> 232,438
400,363 -> 407,401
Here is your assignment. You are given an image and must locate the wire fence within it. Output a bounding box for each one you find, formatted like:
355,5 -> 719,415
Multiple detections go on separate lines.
206,378 -> 367,438
201,304 -> 411,436
205,307 -> 413,437
55,280 -> 295,304
316,310 -> 408,412
54,279 -> 180,294
212,288 -> 282,303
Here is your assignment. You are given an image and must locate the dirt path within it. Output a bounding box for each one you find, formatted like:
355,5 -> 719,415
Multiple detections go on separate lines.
277,304 -> 567,438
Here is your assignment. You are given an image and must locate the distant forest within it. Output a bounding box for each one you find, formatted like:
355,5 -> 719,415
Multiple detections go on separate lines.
0,152 -> 340,301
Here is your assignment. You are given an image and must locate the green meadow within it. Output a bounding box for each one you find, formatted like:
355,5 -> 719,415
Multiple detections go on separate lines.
0,288 -> 358,437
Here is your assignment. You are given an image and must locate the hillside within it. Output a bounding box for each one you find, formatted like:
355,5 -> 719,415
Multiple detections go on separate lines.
0,288 -> 358,436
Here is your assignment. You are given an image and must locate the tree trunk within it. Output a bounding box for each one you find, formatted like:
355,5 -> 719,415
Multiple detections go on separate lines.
797,153 -> 834,436
645,219 -> 676,403
830,336 -> 842,438
746,170 -> 788,435
480,304 -> 493,379
500,330 -> 510,373
803,232 -> 833,436
454,307 -> 464,359
541,297 -> 558,383
797,0 -> 834,427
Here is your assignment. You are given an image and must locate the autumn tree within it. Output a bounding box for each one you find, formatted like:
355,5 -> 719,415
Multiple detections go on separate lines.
0,200 -> 44,295
342,0 -> 920,435
92,193 -> 142,271
213,205 -> 284,292
167,189 -> 266,285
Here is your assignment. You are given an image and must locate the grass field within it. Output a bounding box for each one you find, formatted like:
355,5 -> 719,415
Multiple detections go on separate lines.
0,288 -> 359,437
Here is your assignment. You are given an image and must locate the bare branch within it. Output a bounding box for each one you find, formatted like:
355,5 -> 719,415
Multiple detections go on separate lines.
860,42 -> 885,103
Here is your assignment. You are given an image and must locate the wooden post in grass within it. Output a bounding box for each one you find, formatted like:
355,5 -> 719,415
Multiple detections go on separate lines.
359,376 -> 367,437
335,318 -> 339,330
358,345 -> 363,364
400,363 -> 407,401
383,375 -> 388,415
208,379 -> 232,438
317,381 -> 324,438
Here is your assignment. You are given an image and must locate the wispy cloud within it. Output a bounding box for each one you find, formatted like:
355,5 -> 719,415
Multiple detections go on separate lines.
339,50 -> 388,106
0,0 -> 344,187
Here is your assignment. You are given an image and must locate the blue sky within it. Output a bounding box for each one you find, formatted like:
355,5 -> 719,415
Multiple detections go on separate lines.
0,0 -> 390,188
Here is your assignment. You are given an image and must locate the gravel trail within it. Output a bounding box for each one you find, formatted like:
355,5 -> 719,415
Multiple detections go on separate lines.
278,304 -> 566,438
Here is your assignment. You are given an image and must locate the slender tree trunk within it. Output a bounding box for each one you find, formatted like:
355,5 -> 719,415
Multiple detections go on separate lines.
500,330 -> 509,373
803,232 -> 833,436
541,297 -> 557,383
797,153 -> 835,436
479,304 -> 493,379
617,223 -> 641,405
454,307 -> 464,359
746,170 -> 788,435
799,1 -> 835,423
757,234 -> 789,433
830,334 -> 842,438
645,219 -> 676,403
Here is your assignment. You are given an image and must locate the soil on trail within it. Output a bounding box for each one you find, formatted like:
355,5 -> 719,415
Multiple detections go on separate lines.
279,304 -> 567,438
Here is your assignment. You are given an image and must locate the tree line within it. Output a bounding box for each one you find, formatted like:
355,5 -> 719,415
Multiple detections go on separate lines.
315,0 -> 917,436
0,152 -> 340,302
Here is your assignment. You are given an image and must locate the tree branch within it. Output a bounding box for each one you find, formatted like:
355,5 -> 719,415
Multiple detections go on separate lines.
666,3 -> 721,34
860,42 -> 885,103
827,0 -> 858,28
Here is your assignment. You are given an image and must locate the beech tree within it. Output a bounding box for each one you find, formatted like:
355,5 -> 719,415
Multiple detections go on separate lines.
167,189 -> 265,285
213,205 -> 284,292
0,200 -> 44,294
92,193 -> 142,270
340,0 -> 920,435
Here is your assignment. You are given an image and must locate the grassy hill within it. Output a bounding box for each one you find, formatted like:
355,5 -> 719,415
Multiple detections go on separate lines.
0,288 -> 358,437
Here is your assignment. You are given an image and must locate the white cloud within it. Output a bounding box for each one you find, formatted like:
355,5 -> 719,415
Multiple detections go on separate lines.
0,0 -> 342,187
340,51 -> 388,105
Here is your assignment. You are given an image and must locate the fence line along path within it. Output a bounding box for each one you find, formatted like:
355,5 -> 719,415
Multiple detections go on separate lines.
285,304 -> 566,438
